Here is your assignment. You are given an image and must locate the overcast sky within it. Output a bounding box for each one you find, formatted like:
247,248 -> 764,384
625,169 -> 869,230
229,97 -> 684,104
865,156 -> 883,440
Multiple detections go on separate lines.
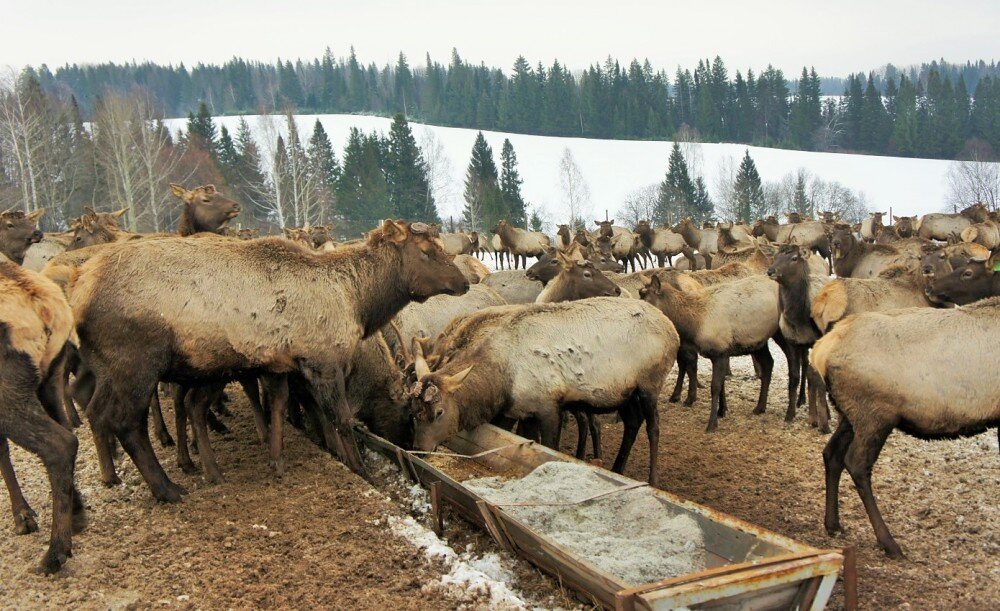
2,0 -> 996,77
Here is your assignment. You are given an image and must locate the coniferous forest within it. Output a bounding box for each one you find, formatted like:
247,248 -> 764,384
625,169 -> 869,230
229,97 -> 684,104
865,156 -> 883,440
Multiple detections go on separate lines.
29,50 -> 1000,160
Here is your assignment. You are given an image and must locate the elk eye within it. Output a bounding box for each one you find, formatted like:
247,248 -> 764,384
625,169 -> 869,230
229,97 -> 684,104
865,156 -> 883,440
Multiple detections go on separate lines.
792,255 -> 799,261
550,260 -> 558,265
583,271 -> 592,279
434,407 -> 444,420
420,251 -> 429,261
963,270 -> 973,278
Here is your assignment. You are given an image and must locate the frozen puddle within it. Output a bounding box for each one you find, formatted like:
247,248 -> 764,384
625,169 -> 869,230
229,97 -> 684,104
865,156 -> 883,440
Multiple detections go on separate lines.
466,462 -> 707,586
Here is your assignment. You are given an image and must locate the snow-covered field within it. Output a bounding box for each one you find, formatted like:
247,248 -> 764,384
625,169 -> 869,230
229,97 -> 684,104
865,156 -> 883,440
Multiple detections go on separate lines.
166,113 -> 958,223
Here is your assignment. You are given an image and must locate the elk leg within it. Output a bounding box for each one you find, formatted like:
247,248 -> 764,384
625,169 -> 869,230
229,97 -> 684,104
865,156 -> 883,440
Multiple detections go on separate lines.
785,344 -> 801,422
148,391 -> 175,447
707,357 -> 726,432
536,409 -> 561,449
571,411 -> 587,459
287,393 -> 304,430
798,351 -> 809,407
587,413 -> 602,460
808,366 -> 832,433
61,347 -> 83,428
172,385 -> 197,474
751,345 -> 774,415
4,403 -> 78,575
611,401 -> 642,473
638,388 -> 660,487
262,374 -> 288,476
205,406 -> 230,435
116,409 -> 187,503
823,418 -> 853,535
311,368 -> 364,475
213,392 -> 232,417
685,348 -> 700,403
0,438 -> 37,534
239,375 -> 268,443
718,378 -> 728,418
83,381 -> 120,487
843,421 -> 901,557
189,385 -> 225,485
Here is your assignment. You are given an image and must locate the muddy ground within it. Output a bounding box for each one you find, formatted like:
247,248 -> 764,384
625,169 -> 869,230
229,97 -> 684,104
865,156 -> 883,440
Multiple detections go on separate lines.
1,351 -> 997,609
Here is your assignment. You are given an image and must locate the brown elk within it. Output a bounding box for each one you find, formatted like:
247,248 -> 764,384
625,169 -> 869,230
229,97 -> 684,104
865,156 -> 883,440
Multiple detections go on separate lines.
926,257 -> 999,305
169,183 -> 241,235
811,297 -> 1000,558
409,298 -> 679,485
635,220 -> 686,267
917,203 -> 989,241
0,258 -> 84,573
0,209 -> 45,265
829,225 -> 916,278
492,220 -> 550,269
70,220 -> 468,501
536,254 -> 622,302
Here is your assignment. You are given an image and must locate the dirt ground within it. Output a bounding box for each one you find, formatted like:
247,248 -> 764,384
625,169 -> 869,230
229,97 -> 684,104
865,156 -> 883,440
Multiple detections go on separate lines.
1,350 -> 997,610
561,353 -> 1000,610
0,395 -> 467,609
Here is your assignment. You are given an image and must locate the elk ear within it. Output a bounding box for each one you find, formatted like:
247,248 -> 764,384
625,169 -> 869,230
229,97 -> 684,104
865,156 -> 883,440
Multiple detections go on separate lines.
442,366 -> 473,391
283,228 -> 295,238
83,206 -> 97,216
169,183 -> 187,199
112,207 -> 129,219
202,184 -> 218,196
649,273 -> 662,292
413,339 -> 431,379
27,209 -> 45,223
381,219 -> 409,243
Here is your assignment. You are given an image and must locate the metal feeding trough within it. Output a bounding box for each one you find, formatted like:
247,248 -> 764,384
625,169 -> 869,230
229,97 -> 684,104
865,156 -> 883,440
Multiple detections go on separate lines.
357,424 -> 853,610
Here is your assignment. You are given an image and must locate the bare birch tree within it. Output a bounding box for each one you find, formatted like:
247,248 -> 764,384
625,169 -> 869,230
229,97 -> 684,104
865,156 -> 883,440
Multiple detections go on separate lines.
617,183 -> 659,227
946,145 -> 999,212
558,147 -> 591,229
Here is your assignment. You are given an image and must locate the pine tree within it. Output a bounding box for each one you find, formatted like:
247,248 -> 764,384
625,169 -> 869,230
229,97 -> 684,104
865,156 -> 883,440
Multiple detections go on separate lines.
499,139 -> 526,226
232,117 -> 269,222
278,59 -> 305,107
860,73 -> 889,151
217,125 -> 240,171
792,171 -> 810,214
462,132 -> 502,231
336,128 -> 391,235
692,176 -> 714,220
656,142 -> 696,224
733,149 -> 765,222
386,113 -> 438,222
529,209 -> 544,232
307,119 -> 340,223
186,102 -> 216,152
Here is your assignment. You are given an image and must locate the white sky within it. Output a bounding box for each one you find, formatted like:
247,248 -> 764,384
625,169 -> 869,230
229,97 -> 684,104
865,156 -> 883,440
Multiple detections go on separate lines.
2,1 -> 997,77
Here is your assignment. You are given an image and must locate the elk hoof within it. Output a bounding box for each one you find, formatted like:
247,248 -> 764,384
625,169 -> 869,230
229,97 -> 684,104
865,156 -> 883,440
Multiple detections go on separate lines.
268,460 -> 286,477
668,394 -> 680,403
819,425 -> 831,434
154,481 -> 186,504
882,545 -> 905,560
13,508 -> 38,535
752,406 -> 766,415
36,546 -> 70,575
101,473 -> 122,488
157,433 -> 175,447
178,459 -> 199,475
683,399 -> 695,408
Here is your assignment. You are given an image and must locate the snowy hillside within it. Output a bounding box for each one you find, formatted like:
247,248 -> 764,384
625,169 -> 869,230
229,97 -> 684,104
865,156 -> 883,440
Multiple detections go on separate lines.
165,113 -> 957,223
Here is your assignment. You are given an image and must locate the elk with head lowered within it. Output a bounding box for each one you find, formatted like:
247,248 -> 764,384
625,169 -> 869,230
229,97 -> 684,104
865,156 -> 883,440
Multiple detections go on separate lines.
69,220 -> 468,502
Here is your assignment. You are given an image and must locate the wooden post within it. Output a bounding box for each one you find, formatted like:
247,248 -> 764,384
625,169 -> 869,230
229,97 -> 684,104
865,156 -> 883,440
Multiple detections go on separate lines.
843,546 -> 858,611
430,481 -> 444,536
889,206 -> 893,225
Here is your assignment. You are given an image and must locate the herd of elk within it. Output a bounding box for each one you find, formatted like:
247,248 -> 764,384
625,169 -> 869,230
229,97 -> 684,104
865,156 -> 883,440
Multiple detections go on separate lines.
1,187 -> 997,578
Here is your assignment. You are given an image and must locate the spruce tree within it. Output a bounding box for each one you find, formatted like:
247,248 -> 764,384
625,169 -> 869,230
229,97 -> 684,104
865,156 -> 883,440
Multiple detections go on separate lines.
336,128 -> 391,235
499,139 -> 526,226
187,102 -> 216,152
656,142 -> 696,224
462,132 -> 502,231
386,113 -> 438,222
792,171 -> 810,214
733,149 -> 765,222
307,119 -> 340,222
692,176 -> 714,221
232,117 -> 268,221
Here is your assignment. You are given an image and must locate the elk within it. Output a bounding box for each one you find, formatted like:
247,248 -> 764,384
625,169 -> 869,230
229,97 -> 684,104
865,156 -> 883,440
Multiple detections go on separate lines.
917,203 -> 989,241
752,217 -> 833,272
220,227 -> 261,240
672,246 -> 707,270
390,284 -> 507,356
440,232 -> 476,256
452,253 -> 491,284
960,219 -> 1000,251
635,220 -> 686,267
526,243 -> 622,284
641,273 -> 787,431
766,245 -> 832,431
859,212 -> 885,242
0,258 -> 84,574
490,232 -> 511,269
811,264 -> 938,333
893,215 -> 919,238
492,220 -> 550,269
555,224 -> 575,252
811,297 -> 1000,558
829,225 -> 916,278
926,257 -> 999,305
594,220 -> 643,272
409,298 -> 679,485
674,218 -> 717,266
0,209 -> 45,265
169,183 -> 241,235
536,254 -> 623,303
481,269 -> 544,304
70,220 -> 468,502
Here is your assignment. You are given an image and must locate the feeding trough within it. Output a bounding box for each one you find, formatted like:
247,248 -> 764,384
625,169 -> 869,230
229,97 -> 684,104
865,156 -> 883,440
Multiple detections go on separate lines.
357,424 -> 851,610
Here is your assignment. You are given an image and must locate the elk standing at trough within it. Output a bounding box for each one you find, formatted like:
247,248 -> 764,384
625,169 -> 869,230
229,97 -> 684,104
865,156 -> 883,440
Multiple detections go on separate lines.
69,220 -> 468,502
409,298 -> 679,485
811,298 -> 1000,558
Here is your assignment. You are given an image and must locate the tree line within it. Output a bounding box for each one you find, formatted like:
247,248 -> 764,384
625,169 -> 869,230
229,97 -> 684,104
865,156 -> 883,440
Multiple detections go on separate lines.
29,51 -> 1000,160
